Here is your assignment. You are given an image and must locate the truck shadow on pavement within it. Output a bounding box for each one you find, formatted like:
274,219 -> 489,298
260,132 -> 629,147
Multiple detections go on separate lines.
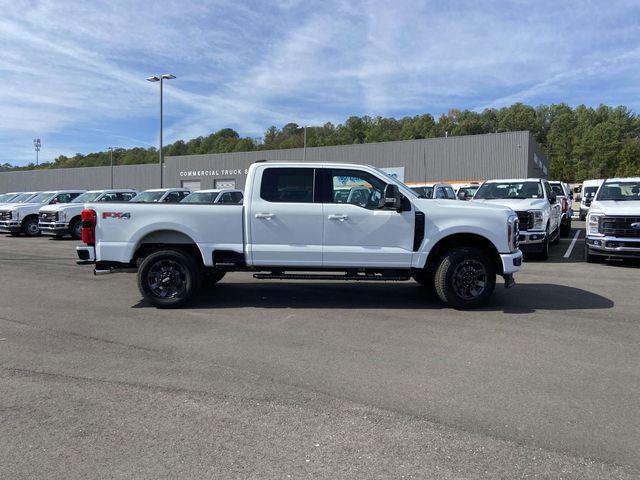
134,282 -> 614,314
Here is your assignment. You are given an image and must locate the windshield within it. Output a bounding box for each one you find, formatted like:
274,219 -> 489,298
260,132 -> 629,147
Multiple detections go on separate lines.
459,186 -> 479,197
0,193 -> 15,202
181,192 -> 219,204
474,181 -> 543,200
583,186 -> 599,198
595,181 -> 640,201
411,186 -> 434,198
131,191 -> 165,202
73,192 -> 103,203
550,184 -> 565,196
11,193 -> 37,203
24,192 -> 56,204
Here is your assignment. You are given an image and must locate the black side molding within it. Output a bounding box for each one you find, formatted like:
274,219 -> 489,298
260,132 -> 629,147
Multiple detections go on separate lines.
413,211 -> 425,251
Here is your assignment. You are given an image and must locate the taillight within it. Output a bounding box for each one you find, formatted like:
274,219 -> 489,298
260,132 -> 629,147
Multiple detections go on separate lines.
561,197 -> 568,213
81,209 -> 97,245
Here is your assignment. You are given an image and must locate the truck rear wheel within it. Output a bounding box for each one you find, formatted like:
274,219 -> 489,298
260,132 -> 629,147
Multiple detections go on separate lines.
433,247 -> 496,309
137,249 -> 202,308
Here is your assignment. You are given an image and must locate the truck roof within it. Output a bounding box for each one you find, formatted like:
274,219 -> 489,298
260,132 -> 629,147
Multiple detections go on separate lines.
602,177 -> 640,182
484,178 -> 543,183
142,188 -> 190,192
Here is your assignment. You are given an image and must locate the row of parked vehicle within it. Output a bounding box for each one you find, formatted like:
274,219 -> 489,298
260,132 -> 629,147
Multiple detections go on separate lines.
407,179 -> 574,260
0,187 -> 244,238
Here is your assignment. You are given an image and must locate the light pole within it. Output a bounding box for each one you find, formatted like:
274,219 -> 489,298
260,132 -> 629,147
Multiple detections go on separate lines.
146,74 -> 176,187
302,126 -> 307,162
33,138 -> 41,166
107,147 -> 118,188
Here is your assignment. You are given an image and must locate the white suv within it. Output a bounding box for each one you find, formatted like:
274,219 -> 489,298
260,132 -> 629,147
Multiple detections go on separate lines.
473,179 -> 562,259
39,189 -> 138,239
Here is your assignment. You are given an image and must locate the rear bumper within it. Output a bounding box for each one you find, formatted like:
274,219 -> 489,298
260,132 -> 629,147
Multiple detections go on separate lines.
76,245 -> 96,265
0,220 -> 21,233
500,250 -> 523,275
586,236 -> 640,258
40,221 -> 70,234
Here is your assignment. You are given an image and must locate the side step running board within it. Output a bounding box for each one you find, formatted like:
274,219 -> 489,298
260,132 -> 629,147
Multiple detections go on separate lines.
253,273 -> 411,281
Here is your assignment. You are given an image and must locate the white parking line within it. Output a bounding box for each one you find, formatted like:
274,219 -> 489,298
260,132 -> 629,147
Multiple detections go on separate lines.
564,229 -> 581,258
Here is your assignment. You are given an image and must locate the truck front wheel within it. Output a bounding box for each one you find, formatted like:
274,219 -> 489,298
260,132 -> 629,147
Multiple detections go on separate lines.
433,247 -> 496,309
137,249 -> 202,308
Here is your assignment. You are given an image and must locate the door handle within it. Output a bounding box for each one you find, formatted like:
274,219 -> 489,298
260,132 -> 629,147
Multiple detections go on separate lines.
255,213 -> 275,220
328,214 -> 348,221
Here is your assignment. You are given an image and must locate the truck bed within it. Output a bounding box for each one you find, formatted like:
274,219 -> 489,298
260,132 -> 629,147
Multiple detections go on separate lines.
89,202 -> 244,266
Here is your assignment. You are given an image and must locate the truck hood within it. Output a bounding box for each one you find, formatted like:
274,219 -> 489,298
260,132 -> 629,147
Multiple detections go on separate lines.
39,203 -> 79,213
471,198 -> 548,211
413,198 -> 513,216
589,200 -> 640,216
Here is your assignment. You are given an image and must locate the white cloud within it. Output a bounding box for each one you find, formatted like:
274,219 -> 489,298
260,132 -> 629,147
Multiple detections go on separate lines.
1,0 -> 639,164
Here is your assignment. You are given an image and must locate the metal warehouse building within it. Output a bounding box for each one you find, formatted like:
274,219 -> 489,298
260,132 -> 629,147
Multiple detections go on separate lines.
0,131 -> 547,192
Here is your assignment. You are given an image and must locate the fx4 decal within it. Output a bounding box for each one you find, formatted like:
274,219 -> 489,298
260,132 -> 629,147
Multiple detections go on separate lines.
102,212 -> 131,220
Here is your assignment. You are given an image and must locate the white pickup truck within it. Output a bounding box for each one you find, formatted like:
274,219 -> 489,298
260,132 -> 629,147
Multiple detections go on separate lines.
76,162 -> 522,309
585,177 -> 640,262
39,189 -> 138,239
472,178 -> 562,260
0,190 -> 85,236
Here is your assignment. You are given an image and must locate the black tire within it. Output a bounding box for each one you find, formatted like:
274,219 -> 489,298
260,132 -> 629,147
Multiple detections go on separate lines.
584,244 -> 601,263
69,218 -> 82,240
204,270 -> 226,285
22,217 -> 41,237
560,218 -> 571,238
536,226 -> 550,260
433,247 -> 496,309
137,249 -> 202,308
579,212 -> 586,221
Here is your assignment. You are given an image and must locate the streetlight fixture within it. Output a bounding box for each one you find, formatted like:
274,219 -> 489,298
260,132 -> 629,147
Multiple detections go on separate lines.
146,74 -> 176,187
33,138 -> 41,166
107,146 -> 118,188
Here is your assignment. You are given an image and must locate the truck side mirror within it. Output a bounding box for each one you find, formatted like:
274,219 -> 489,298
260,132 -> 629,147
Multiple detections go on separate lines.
457,190 -> 468,201
383,184 -> 402,211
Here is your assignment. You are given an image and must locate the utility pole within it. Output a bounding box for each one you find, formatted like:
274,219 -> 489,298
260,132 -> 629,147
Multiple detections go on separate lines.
303,126 -> 307,162
107,147 -> 118,188
146,74 -> 176,187
33,138 -> 41,166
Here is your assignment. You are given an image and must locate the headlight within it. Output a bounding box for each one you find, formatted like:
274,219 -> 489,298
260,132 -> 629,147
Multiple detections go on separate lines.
530,210 -> 544,230
588,213 -> 603,236
59,211 -> 66,221
11,210 -> 19,220
507,214 -> 519,252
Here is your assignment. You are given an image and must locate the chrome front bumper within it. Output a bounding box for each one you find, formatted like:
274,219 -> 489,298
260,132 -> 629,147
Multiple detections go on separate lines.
586,236 -> 640,256
40,221 -> 70,234
0,220 -> 20,231
518,230 -> 546,245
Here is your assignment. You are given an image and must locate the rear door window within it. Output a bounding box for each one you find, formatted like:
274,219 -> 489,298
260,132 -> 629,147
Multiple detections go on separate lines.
260,168 -> 315,203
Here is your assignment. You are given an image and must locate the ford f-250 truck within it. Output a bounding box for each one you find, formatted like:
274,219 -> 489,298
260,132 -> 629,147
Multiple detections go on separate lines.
39,189 -> 138,239
585,177 -> 640,262
76,162 -> 522,309
472,178 -> 562,260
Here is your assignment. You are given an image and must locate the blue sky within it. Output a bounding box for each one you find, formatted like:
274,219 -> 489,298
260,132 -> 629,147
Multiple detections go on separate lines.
2,0 -> 640,165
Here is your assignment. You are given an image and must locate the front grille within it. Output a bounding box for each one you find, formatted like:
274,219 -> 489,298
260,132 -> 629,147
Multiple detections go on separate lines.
601,216 -> 640,238
0,211 -> 11,221
39,211 -> 58,222
515,211 -> 533,230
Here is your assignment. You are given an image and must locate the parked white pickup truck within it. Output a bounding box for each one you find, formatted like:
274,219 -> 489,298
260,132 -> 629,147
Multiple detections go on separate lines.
77,162 -> 522,309
0,190 -> 85,236
585,177 -> 640,262
472,178 -> 562,260
39,189 -> 138,239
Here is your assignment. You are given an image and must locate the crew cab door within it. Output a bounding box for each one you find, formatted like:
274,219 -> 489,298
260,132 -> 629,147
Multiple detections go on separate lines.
320,168 -> 415,267
543,180 -> 562,232
248,166 -> 323,266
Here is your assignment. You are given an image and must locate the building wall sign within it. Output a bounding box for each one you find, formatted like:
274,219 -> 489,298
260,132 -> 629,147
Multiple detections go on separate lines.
179,168 -> 249,178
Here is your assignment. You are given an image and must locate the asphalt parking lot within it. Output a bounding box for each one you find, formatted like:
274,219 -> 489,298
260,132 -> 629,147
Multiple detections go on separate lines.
1,223 -> 639,479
